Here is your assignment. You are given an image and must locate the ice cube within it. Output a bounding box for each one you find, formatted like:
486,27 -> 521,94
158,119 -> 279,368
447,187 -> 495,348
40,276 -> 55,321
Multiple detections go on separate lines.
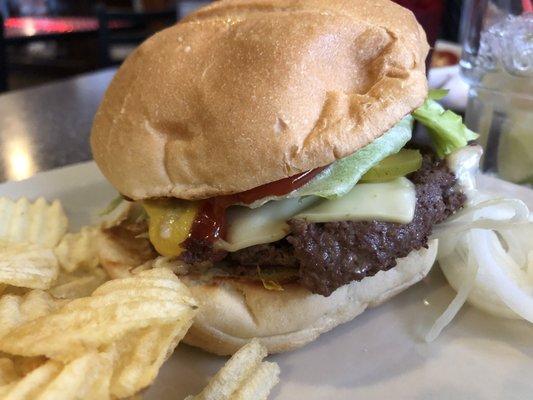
477,14 -> 533,77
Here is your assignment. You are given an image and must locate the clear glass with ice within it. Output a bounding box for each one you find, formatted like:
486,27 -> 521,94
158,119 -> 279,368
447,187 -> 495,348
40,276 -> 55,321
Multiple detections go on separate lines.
460,1 -> 533,184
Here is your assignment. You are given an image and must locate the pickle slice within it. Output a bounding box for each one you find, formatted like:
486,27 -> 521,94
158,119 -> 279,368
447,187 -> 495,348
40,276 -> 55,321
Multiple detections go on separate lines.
360,149 -> 422,183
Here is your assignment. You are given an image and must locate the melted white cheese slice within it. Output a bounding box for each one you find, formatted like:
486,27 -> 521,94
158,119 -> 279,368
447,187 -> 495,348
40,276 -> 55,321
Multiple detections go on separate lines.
218,177 -> 417,252
295,177 -> 416,224
220,196 -> 318,252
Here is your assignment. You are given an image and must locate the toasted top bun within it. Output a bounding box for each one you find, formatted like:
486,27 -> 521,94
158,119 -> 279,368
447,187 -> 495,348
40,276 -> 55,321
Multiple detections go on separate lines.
91,0 -> 429,200
182,240 -> 438,355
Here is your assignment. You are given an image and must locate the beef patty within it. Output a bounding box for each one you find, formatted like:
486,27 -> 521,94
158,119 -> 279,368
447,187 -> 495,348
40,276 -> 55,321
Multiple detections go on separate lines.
185,153 -> 466,296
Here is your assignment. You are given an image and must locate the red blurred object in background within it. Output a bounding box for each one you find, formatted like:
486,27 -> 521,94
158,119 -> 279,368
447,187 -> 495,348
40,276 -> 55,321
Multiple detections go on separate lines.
4,17 -> 128,39
5,18 -> 90,35
393,0 -> 444,47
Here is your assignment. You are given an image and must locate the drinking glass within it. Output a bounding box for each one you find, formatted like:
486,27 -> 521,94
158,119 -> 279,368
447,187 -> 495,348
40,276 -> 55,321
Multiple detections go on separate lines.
460,0 -> 533,184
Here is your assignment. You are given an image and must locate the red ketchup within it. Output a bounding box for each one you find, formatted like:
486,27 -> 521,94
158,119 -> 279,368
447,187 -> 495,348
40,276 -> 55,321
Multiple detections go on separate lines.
186,166 -> 327,245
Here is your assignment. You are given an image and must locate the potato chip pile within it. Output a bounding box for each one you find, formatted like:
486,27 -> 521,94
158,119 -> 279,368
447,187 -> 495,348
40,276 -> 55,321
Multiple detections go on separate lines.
0,197 -> 280,399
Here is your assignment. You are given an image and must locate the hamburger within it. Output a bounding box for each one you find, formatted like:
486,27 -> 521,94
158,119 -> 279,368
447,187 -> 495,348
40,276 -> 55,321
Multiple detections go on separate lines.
90,0 -> 479,355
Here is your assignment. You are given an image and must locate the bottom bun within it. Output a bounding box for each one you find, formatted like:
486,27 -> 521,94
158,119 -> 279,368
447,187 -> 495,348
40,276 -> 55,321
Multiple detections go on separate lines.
182,239 -> 438,355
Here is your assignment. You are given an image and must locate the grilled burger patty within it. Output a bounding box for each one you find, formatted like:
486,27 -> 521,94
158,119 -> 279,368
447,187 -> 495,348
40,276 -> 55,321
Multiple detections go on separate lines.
184,153 -> 465,296
286,154 -> 465,295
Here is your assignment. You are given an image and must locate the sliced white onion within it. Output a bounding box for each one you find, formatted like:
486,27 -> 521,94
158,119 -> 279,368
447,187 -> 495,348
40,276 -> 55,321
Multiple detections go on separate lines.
432,197 -> 530,239
425,232 -> 478,342
429,191 -> 533,340
435,197 -> 530,261
470,229 -> 533,322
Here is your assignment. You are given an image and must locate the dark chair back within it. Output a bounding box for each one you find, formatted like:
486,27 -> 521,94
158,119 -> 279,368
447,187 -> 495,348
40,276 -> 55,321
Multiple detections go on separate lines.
96,4 -> 177,67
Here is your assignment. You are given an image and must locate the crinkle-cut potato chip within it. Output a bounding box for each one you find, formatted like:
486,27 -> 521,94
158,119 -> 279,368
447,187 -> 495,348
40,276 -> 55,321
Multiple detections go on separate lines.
0,269 -> 196,398
10,356 -> 48,377
0,286 -> 30,297
49,268 -> 108,299
0,353 -> 112,400
0,197 -> 68,248
0,290 -> 64,337
189,339 -> 279,400
36,352 -> 112,400
132,256 -> 189,276
232,361 -> 280,400
100,260 -> 133,280
54,227 -> 102,273
98,224 -> 156,279
0,358 -> 19,386
0,359 -> 62,399
192,339 -> 267,400
0,245 -> 59,290
0,268 -> 197,362
107,322 -> 193,398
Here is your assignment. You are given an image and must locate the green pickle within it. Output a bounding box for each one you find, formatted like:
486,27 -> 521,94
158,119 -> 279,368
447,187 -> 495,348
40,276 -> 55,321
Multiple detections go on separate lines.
360,149 -> 422,183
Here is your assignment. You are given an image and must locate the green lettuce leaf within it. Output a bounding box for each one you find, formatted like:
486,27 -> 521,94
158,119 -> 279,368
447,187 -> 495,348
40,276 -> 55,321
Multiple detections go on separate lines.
427,88 -> 449,100
413,90 -> 478,158
98,195 -> 123,216
292,116 -> 413,199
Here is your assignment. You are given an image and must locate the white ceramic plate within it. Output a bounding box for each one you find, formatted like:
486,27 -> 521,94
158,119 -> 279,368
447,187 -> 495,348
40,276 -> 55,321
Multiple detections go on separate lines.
0,162 -> 531,400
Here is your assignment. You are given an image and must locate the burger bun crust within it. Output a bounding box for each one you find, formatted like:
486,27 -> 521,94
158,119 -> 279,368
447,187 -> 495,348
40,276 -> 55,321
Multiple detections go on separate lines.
90,0 -> 429,201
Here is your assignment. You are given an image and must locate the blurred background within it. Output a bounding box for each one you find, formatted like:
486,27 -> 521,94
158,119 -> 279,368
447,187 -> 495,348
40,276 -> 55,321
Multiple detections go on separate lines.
0,0 -> 531,185
0,0 -> 211,91
0,0 -> 461,92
